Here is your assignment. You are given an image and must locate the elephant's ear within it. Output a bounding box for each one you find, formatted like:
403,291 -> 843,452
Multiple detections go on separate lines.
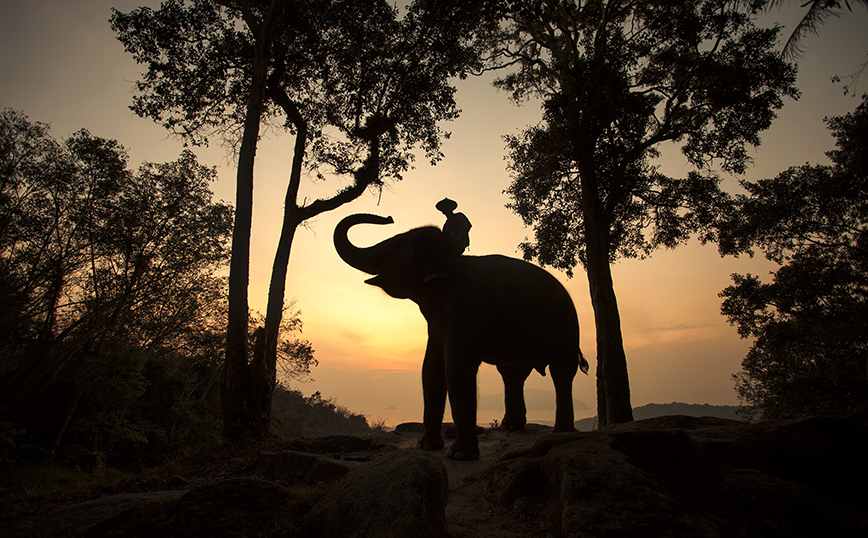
364,274 -> 410,299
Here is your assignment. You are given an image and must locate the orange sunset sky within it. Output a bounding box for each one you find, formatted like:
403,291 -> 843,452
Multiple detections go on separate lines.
2,1 -> 867,426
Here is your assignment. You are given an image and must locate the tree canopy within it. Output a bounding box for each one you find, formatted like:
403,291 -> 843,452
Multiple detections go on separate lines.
112,0 -> 488,183
718,96 -> 868,421
488,0 -> 799,425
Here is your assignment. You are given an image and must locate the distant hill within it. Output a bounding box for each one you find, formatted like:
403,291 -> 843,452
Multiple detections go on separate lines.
575,402 -> 745,431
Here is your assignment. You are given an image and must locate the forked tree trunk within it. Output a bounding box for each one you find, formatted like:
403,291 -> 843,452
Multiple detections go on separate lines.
252,122 -> 305,440
222,0 -> 288,443
255,94 -> 386,438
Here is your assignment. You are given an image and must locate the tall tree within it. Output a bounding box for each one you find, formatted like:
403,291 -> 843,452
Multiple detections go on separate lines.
488,0 -> 798,425
717,96 -> 868,421
112,0 -> 492,440
113,0 -> 290,443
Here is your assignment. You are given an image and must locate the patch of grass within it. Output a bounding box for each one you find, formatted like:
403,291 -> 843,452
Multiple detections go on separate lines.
368,417 -> 389,433
0,462 -> 133,518
287,481 -> 334,509
272,482 -> 336,537
2,463 -> 84,494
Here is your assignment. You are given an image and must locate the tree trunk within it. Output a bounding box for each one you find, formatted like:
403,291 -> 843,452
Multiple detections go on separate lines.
49,391 -> 80,456
248,326 -> 270,437
244,56 -> 386,439
221,0 -> 287,443
221,87 -> 260,441
254,209 -> 299,438
580,157 -> 633,428
584,245 -> 633,427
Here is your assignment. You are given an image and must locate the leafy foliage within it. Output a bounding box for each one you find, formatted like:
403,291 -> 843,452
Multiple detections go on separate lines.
495,0 -> 799,274
111,0 -> 489,184
248,304 -> 318,382
0,110 -> 379,466
765,0 -> 868,61
271,389 -> 369,438
0,109 -> 233,466
719,96 -> 868,421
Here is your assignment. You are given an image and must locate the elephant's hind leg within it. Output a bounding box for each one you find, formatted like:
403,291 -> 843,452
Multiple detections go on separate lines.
497,364 -> 532,431
550,356 -> 579,432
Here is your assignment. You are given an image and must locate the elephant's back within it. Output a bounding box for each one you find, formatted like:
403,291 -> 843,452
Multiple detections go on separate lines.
460,255 -> 572,301
455,255 -> 580,350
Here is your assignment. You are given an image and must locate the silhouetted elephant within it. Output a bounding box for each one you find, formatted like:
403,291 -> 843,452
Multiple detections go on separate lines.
334,214 -> 589,460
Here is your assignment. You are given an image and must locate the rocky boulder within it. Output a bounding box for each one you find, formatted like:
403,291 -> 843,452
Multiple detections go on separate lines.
306,449 -> 449,538
470,415 -> 868,537
249,450 -> 354,484
82,477 -> 303,537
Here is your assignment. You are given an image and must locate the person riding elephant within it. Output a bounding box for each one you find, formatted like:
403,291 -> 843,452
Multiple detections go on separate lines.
436,198 -> 471,255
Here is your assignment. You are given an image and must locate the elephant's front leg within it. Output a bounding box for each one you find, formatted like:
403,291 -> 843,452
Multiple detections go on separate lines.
418,338 -> 446,451
445,352 -> 481,460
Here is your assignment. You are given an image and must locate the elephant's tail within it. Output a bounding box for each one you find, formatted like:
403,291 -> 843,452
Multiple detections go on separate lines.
579,349 -> 589,375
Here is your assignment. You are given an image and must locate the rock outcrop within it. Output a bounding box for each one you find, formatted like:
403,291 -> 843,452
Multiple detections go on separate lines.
307,449 -> 449,538
5,416 -> 867,538
471,415 -> 868,537
249,450 -> 354,484
84,478 -> 300,537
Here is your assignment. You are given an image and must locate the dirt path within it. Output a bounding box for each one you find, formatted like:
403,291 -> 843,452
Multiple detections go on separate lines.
395,425 -> 552,538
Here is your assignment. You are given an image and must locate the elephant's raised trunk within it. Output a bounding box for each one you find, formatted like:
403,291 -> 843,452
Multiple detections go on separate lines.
333,213 -> 395,275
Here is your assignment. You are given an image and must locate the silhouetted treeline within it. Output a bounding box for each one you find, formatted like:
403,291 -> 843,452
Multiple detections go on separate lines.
574,403 -> 745,431
271,390 -> 371,438
718,96 -> 868,422
0,109 -> 233,468
0,110 -> 369,472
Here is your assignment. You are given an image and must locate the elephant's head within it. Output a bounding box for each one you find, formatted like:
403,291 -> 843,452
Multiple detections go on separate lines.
334,213 -> 459,299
